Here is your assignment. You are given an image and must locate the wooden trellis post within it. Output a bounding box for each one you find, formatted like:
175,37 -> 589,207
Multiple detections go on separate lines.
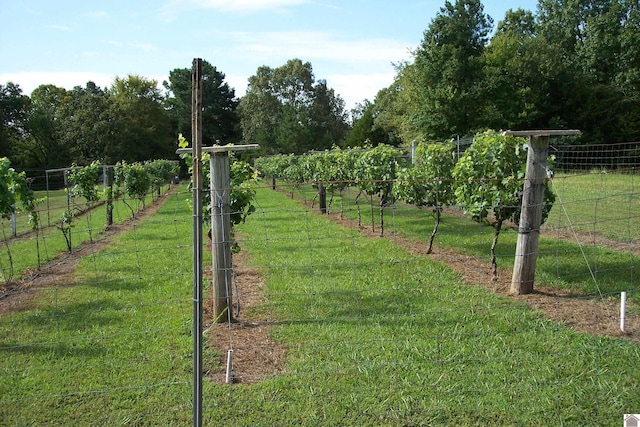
207,145 -> 258,322
176,143 -> 259,322
506,130 -> 581,295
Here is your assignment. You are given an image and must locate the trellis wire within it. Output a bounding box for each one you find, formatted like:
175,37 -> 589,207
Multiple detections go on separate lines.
1,142 -> 638,425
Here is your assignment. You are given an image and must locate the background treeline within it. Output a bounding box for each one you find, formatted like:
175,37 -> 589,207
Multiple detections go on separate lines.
1,0 -> 639,172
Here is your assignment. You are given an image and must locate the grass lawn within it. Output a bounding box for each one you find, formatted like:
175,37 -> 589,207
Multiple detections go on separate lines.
290,171 -> 639,301
211,185 -> 639,426
548,171 -> 639,243
0,188 -> 94,237
1,181 -> 638,426
1,188 -> 196,425
0,189 -> 167,282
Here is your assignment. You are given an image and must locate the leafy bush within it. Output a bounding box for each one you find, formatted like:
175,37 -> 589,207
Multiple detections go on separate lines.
177,134 -> 258,252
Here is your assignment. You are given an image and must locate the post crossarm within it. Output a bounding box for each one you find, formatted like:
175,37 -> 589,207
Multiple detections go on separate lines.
176,144 -> 259,155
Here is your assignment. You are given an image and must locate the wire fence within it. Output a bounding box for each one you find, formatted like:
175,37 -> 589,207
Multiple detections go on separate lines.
1,143 -> 639,425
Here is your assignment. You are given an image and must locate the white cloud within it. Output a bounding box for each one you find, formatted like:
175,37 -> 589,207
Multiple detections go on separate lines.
86,11 -> 109,20
325,72 -> 396,109
225,31 -> 410,65
107,40 -> 159,53
213,31 -> 408,108
45,24 -> 71,31
196,0 -> 307,12
225,73 -> 249,98
161,0 -> 307,17
220,31 -> 408,107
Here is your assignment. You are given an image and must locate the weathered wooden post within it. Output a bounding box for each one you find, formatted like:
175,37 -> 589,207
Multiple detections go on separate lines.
177,143 -> 259,323
209,150 -> 231,322
506,130 -> 580,295
208,145 -> 258,323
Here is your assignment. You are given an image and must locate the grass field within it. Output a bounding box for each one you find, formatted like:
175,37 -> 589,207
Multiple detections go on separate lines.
549,171 -> 639,243
1,174 -> 638,425
0,188 -> 168,282
1,188 -> 196,425
290,172 -> 639,300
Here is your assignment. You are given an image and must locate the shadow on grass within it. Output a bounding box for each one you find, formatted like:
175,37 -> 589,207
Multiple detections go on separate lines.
16,298 -> 126,332
0,338 -> 108,357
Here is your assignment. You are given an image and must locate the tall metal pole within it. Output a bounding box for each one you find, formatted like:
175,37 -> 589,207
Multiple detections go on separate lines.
191,58 -> 204,427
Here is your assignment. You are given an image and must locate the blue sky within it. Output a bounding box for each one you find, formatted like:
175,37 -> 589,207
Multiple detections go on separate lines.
0,0 -> 538,109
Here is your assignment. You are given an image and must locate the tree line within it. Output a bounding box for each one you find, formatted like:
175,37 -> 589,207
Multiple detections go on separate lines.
1,0 -> 638,173
367,0 -> 640,145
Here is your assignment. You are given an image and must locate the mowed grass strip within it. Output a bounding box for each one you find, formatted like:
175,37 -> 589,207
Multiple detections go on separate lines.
550,171 -> 639,243
1,189 -> 197,426
207,185 -> 639,426
1,190 -> 167,282
288,172 -> 639,301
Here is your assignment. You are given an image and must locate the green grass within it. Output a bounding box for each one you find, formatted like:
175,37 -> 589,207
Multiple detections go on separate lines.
212,186 -> 639,425
549,171 -> 639,243
1,188 -> 197,425
1,182 -> 638,425
1,188 -> 93,237
0,189 -> 168,282
288,172 -> 639,300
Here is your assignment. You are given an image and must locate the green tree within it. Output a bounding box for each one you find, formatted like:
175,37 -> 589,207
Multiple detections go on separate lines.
16,84 -> 71,169
240,59 -> 348,154
164,60 -> 240,146
346,100 -> 398,147
404,0 -> 493,141
60,82 -> 121,165
370,72 -> 409,144
483,8 -> 567,131
308,80 -> 349,150
536,0 -> 640,143
110,75 -> 174,162
0,83 -> 30,160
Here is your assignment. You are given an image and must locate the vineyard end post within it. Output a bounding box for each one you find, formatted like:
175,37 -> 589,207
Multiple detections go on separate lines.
506,130 -> 580,295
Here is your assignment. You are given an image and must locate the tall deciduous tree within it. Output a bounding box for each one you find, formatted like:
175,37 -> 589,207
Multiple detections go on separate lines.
346,100 -> 401,147
0,83 -> 30,160
371,73 -> 408,143
240,59 -> 348,154
537,0 -> 640,143
60,82 -> 121,165
110,75 -> 174,162
308,80 -> 349,150
164,60 -> 240,146
17,84 -> 70,169
405,0 -> 493,141
483,8 -> 568,131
